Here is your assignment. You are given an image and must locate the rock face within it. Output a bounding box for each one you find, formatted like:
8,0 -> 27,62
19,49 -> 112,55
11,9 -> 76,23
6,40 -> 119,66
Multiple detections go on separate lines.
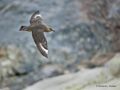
0,0 -> 100,89
79,0 -> 120,52
23,53 -> 120,90
0,0 -> 120,90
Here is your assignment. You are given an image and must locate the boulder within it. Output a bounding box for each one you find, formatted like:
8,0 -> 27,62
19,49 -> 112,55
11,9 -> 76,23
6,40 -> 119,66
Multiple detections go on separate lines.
23,54 -> 120,90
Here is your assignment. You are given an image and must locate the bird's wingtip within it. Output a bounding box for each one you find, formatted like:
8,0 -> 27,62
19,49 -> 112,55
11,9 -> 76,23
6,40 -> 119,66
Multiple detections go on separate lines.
45,54 -> 48,58
35,10 -> 40,14
19,26 -> 24,31
19,26 -> 28,31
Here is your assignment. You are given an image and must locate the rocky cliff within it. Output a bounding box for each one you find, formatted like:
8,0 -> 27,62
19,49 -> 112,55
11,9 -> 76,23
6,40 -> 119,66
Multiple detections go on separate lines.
0,0 -> 120,90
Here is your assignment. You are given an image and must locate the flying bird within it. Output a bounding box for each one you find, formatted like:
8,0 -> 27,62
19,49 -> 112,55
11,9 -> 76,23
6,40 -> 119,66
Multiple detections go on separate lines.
19,11 -> 55,58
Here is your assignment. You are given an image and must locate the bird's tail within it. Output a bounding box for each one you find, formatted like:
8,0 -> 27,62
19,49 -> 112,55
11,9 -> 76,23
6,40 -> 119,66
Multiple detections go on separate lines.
19,26 -> 28,31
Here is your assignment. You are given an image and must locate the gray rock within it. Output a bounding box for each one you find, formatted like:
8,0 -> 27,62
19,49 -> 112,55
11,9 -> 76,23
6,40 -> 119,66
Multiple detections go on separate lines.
1,0 -> 120,90
0,0 -> 100,79
23,54 -> 120,90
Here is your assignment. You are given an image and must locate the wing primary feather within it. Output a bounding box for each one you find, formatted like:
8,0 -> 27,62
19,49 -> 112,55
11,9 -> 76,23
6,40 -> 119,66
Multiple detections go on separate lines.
32,30 -> 48,58
30,11 -> 42,24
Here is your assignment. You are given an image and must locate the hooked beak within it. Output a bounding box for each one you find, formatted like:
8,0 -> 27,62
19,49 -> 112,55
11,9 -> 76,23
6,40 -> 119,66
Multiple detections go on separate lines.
52,30 -> 55,32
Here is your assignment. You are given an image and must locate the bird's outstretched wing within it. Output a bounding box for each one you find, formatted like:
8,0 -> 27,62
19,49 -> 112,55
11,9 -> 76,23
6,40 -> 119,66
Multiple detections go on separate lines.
30,11 -> 42,24
32,29 -> 48,58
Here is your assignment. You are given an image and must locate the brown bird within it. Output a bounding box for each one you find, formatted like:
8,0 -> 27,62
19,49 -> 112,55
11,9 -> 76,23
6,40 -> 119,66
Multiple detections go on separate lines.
19,11 -> 55,58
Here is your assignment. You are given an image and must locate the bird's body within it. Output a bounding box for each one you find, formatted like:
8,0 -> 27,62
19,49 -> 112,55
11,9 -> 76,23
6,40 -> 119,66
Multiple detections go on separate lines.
20,22 -> 51,32
19,11 -> 55,58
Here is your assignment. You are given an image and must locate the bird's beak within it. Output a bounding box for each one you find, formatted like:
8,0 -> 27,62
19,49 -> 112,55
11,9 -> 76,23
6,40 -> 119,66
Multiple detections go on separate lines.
52,30 -> 55,32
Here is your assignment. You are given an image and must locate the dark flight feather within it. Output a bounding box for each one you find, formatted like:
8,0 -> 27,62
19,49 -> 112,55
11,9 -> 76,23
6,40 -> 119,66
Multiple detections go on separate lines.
19,26 -> 28,31
30,11 -> 42,24
32,29 -> 48,58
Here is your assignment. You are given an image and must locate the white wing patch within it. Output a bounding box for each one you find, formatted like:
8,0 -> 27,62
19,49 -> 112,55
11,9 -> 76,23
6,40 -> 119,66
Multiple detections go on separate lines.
39,43 -> 48,54
34,14 -> 42,18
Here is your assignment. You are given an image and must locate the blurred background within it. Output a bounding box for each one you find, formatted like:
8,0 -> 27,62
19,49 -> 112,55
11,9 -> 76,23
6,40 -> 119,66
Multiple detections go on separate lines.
0,0 -> 120,90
